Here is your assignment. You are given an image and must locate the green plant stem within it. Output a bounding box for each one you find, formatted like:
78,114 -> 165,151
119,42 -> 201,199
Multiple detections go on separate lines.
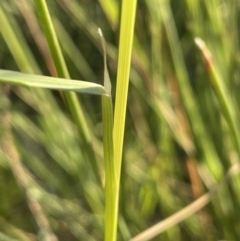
102,96 -> 117,241
195,38 -> 240,158
210,66 -> 240,158
101,1 -> 137,240
113,0 -> 137,183
34,0 -> 101,183
98,27 -> 118,241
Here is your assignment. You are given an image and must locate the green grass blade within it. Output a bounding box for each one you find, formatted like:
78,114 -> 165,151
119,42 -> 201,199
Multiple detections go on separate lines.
0,70 -> 106,95
195,38 -> 240,157
34,0 -> 102,183
113,0 -> 137,182
98,29 -> 112,96
102,95 -> 117,241
34,0 -> 68,78
98,28 -> 117,241
102,1 -> 137,238
101,2 -> 137,239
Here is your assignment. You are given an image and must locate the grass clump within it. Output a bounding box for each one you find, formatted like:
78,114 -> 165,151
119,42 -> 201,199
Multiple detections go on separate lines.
1,0 -> 240,241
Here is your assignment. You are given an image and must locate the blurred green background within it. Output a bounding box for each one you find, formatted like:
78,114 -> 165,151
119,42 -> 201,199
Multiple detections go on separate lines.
1,0 -> 240,240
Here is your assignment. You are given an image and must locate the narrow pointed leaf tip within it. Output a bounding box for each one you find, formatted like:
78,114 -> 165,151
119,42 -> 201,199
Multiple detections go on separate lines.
98,28 -> 112,96
0,70 -> 106,95
195,37 -> 213,66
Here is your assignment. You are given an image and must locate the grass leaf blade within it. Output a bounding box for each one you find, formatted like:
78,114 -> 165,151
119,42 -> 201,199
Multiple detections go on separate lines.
0,70 -> 106,95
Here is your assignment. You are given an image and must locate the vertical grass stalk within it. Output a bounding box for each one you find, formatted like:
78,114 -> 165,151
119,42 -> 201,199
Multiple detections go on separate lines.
195,38 -> 240,157
102,95 -> 117,241
113,0 -> 137,183
101,1 -> 137,240
34,0 -> 101,183
98,28 -> 117,241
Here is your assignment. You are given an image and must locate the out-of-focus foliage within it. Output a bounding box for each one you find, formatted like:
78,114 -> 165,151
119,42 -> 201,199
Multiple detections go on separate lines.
1,0 -> 240,240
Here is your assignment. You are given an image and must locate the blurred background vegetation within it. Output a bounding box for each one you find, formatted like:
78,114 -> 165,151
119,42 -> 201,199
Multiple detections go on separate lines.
1,0 -> 240,240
